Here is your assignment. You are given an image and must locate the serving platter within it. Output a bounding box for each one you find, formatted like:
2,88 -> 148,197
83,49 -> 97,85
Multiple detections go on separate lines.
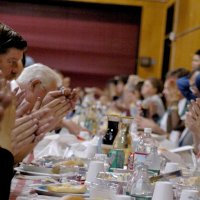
34,185 -> 89,197
14,166 -> 78,178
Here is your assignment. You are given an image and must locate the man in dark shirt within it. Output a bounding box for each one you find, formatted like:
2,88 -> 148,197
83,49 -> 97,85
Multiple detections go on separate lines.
0,22 -> 26,200
0,78 -> 14,199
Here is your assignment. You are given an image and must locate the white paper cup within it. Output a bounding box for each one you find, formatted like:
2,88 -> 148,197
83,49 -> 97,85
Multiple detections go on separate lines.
152,181 -> 173,200
85,144 -> 97,158
115,195 -> 132,200
180,189 -> 199,200
164,162 -> 179,173
86,161 -> 104,183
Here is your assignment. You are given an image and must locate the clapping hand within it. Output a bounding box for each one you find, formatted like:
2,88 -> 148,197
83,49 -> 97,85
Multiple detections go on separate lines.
0,71 -> 14,153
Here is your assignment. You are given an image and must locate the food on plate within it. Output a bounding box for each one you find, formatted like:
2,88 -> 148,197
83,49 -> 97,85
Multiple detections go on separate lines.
54,159 -> 84,167
183,176 -> 200,186
21,156 -> 86,175
31,156 -> 65,168
52,158 -> 84,174
96,172 -> 131,183
47,183 -> 87,193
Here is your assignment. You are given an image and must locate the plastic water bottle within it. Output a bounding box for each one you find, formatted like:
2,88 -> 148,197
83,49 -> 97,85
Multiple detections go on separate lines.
145,146 -> 161,175
134,128 -> 155,164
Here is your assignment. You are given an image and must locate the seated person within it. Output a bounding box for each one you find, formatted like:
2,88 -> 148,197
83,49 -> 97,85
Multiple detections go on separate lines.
13,63 -> 78,163
114,75 -> 129,99
175,67 -> 200,147
189,67 -> 200,98
135,68 -> 189,139
107,75 -> 143,115
176,68 -> 200,147
176,49 -> 200,101
125,79 -> 144,116
140,77 -> 165,122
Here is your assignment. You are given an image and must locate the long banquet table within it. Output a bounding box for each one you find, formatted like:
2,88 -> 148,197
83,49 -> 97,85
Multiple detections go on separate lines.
10,175 -> 60,200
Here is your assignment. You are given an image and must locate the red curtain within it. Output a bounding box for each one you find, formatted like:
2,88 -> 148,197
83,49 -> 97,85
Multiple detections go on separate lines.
0,1 -> 141,88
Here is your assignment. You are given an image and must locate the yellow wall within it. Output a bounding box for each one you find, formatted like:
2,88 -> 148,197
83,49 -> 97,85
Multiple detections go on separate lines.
170,0 -> 200,70
70,0 -> 168,79
137,3 -> 166,79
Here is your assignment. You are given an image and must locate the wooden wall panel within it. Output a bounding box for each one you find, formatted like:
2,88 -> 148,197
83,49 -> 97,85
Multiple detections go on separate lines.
137,3 -> 167,79
176,0 -> 200,35
171,29 -> 200,69
170,0 -> 200,70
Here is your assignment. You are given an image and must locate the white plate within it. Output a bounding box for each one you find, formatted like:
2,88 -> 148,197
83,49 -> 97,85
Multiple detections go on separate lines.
14,167 -> 77,178
21,164 -> 53,174
170,145 -> 194,153
34,185 -> 89,197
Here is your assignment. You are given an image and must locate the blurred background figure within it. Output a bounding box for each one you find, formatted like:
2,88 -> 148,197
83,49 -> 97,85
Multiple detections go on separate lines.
140,77 -> 165,122
192,49 -> 200,70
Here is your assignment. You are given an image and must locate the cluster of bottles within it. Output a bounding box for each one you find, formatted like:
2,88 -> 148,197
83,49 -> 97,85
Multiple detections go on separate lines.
127,128 -> 162,199
102,115 -> 162,199
76,99 -> 107,135
102,115 -> 132,148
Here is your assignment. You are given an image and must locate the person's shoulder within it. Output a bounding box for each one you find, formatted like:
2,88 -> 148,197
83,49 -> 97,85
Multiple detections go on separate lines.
151,94 -> 162,101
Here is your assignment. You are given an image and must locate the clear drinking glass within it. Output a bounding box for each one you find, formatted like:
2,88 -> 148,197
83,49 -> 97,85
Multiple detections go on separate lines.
130,164 -> 153,200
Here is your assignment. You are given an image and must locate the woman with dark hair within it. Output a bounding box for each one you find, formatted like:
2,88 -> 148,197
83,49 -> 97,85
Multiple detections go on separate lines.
136,68 -> 190,138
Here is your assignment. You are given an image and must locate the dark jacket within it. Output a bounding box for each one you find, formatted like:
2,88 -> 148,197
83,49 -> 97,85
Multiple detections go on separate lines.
0,148 -> 14,200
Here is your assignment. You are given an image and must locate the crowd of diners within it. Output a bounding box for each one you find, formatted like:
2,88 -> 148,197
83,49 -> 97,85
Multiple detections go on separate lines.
0,23 -> 200,199
100,56 -> 200,152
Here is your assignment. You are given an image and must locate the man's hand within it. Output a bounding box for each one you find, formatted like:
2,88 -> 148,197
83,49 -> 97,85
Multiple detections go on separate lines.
0,72 -> 15,153
42,88 -> 79,110
11,115 -> 38,155
135,116 -> 155,129
15,100 -> 31,118
185,99 -> 200,132
41,89 -> 71,107
33,107 -> 54,137
41,97 -> 71,132
12,87 -> 25,108
135,115 -> 167,135
185,99 -> 200,153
